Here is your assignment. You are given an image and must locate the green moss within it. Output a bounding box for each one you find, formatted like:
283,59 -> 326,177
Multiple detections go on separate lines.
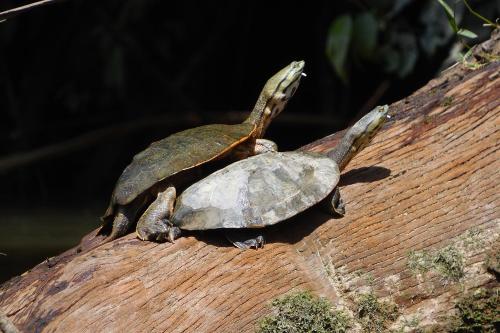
449,288 -> 500,332
355,292 -> 399,333
484,242 -> 500,278
441,96 -> 454,107
407,245 -> 464,282
392,315 -> 423,333
432,245 -> 464,281
461,52 -> 500,70
257,291 -> 351,333
407,249 -> 432,274
365,273 -> 375,286
460,228 -> 483,250
401,316 -> 421,331
423,114 -> 436,124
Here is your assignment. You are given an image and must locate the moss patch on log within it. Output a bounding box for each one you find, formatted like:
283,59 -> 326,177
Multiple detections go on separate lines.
407,245 -> 465,282
257,291 -> 351,333
354,292 -> 399,333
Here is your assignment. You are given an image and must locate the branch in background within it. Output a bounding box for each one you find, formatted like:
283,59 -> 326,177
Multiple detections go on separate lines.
0,111 -> 341,173
0,0 -> 66,22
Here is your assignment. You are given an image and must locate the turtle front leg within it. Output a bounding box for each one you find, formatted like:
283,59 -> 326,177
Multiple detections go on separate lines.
330,187 -> 346,216
136,186 -> 181,242
254,138 -> 278,154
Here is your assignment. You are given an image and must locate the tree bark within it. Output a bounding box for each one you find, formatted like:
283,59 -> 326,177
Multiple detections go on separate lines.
1,33 -> 499,333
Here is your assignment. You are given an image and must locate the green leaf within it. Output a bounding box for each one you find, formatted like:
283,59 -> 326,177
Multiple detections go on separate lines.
461,47 -> 474,61
457,28 -> 478,39
352,12 -> 378,59
436,0 -> 458,32
326,14 -> 353,84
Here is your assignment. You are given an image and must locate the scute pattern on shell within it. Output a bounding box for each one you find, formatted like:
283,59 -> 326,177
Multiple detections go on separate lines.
172,152 -> 340,230
105,123 -> 255,216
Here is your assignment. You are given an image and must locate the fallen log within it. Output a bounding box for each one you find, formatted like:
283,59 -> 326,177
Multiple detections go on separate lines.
1,33 -> 499,333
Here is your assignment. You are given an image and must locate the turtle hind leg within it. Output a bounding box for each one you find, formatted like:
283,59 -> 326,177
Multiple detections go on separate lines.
224,229 -> 265,249
106,204 -> 138,241
136,186 -> 181,242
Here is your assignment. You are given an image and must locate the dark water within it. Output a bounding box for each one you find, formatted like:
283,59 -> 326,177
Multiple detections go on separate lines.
0,206 -> 100,283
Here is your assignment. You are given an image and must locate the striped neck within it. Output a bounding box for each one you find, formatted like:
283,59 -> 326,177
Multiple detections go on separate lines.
244,61 -> 305,138
328,105 -> 389,171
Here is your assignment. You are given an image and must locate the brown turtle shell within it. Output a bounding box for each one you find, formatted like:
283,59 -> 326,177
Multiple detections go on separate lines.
103,123 -> 256,220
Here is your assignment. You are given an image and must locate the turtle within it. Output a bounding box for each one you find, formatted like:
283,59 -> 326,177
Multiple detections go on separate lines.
101,60 -> 306,241
161,105 -> 390,248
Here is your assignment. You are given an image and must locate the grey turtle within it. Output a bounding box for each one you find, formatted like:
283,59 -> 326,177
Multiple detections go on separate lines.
101,61 -> 305,241
161,105 -> 389,248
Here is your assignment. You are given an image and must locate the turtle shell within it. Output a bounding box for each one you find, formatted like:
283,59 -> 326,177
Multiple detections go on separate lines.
103,123 -> 256,219
171,151 -> 340,230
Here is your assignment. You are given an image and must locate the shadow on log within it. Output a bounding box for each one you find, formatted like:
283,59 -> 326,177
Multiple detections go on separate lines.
1,33 -> 499,333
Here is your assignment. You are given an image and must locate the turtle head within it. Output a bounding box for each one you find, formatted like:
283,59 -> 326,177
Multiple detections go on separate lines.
329,105 -> 389,170
245,60 -> 305,138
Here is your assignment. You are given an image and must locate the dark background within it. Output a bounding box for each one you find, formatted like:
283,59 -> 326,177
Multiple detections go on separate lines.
0,0 -> 497,282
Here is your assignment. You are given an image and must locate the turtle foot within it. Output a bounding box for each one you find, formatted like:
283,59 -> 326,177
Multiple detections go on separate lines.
254,138 -> 278,154
225,230 -> 265,249
233,236 -> 265,249
330,187 -> 345,217
107,210 -> 134,241
167,225 -> 182,243
137,220 -> 180,243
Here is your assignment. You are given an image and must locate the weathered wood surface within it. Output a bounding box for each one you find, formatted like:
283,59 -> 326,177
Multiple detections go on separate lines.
1,39 -> 499,332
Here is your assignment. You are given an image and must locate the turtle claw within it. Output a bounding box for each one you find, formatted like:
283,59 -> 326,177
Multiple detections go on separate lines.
167,225 -> 182,243
136,223 -> 168,241
137,219 -> 181,243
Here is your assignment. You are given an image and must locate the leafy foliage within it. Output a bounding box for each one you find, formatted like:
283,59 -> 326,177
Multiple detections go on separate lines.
325,0 -> 499,83
436,0 -> 477,39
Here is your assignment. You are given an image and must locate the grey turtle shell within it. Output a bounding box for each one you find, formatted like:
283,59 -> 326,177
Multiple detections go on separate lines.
103,123 -> 255,220
171,151 -> 340,230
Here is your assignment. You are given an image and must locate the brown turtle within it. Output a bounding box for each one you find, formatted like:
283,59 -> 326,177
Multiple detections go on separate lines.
101,61 -> 305,241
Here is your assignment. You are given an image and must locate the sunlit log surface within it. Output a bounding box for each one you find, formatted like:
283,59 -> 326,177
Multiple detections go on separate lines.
1,34 -> 498,332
